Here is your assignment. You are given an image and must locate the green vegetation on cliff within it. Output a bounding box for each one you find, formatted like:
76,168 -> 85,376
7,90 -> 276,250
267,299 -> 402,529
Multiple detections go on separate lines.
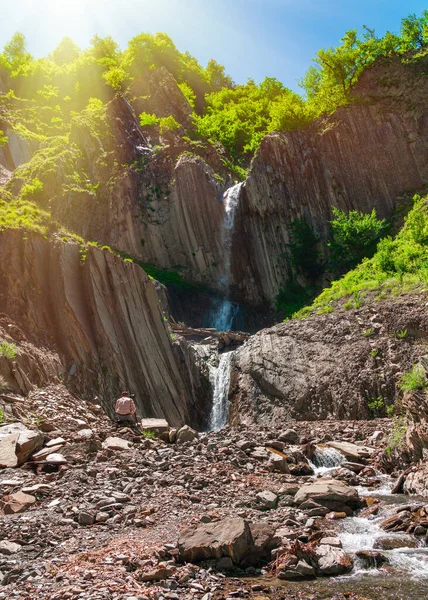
296,192 -> 428,318
0,10 -> 427,167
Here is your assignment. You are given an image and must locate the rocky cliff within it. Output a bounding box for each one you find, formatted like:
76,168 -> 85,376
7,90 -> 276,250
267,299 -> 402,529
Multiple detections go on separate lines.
231,55 -> 428,305
4,56 -> 427,314
229,296 -> 428,425
0,230 -> 211,427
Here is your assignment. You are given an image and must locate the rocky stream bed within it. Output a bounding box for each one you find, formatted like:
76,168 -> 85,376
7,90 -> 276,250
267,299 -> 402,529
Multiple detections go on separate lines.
1,390 -> 428,600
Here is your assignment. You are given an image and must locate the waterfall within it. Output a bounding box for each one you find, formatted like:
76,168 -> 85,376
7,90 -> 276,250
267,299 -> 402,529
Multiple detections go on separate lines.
208,352 -> 234,431
208,182 -> 244,331
308,446 -> 345,476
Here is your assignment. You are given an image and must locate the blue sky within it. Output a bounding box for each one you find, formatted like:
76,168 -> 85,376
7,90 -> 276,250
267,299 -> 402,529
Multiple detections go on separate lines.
0,0 -> 426,91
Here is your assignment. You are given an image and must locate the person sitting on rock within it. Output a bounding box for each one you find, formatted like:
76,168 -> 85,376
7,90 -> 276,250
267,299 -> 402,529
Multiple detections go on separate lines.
114,391 -> 137,429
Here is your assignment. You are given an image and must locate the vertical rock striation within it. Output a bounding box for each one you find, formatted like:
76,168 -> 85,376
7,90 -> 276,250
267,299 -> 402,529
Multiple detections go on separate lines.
0,230 -> 210,426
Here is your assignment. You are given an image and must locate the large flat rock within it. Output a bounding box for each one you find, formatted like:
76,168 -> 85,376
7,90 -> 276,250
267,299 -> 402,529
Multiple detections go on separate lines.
140,418 -> 169,432
0,423 -> 44,465
178,517 -> 254,564
294,479 -> 360,508
326,441 -> 373,461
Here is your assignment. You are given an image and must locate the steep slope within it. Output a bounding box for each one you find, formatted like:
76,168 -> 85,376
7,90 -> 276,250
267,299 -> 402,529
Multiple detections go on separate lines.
229,296 -> 428,425
0,230 -> 211,427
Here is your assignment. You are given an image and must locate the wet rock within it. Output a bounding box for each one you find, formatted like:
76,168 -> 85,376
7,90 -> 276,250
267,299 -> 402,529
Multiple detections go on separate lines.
316,545 -> 353,575
178,517 -> 254,564
255,491 -> 278,510
319,537 -> 342,548
326,441 -> 372,461
176,425 -> 197,444
374,535 -> 419,550
356,549 -> 389,567
216,556 -> 234,571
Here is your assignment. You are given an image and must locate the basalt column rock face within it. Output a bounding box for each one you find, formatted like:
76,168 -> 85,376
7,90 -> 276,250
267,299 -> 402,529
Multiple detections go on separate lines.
231,56 -> 428,305
229,298 -> 428,425
0,230 -> 210,427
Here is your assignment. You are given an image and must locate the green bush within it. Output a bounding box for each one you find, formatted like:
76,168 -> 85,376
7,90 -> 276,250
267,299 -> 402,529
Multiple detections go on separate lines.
367,396 -> 384,417
159,115 -> 180,135
328,207 -> 388,274
399,364 -> 428,392
139,112 -> 159,127
386,414 -> 407,453
0,341 -> 17,359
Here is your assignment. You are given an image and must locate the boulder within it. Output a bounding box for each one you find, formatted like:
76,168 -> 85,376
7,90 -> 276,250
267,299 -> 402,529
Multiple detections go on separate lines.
326,441 -> 373,461
294,479 -> 360,509
267,452 -> 289,474
102,437 -> 131,451
178,517 -> 254,564
0,434 -> 19,468
256,490 -> 278,510
248,522 -> 281,562
2,491 -> 36,515
0,423 -> 44,466
316,545 -> 353,575
278,429 -> 299,444
176,425 -> 197,444
140,418 -> 169,433
0,541 -> 21,555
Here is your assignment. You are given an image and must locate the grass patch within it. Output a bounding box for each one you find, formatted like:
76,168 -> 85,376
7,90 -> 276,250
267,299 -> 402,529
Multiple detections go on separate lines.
0,341 -> 17,359
398,364 -> 428,392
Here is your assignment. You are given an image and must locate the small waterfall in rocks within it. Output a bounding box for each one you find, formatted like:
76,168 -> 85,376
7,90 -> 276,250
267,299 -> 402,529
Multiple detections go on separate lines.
308,446 -> 345,476
208,352 -> 234,431
209,182 -> 244,331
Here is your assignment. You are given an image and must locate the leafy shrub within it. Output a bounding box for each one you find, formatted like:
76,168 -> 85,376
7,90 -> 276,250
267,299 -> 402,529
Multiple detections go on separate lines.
396,329 -> 408,339
328,207 -> 388,274
399,364 -> 428,392
0,408 -> 4,423
0,130 -> 8,147
20,177 -> 44,201
139,112 -> 159,127
0,341 -> 17,359
367,396 -> 384,417
141,428 -> 156,438
159,115 -> 180,135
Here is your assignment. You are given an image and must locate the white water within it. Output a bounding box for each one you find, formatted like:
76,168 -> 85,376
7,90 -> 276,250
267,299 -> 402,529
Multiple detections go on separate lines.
208,352 -> 234,431
210,298 -> 240,332
339,511 -> 428,579
308,446 -> 345,477
209,182 -> 244,331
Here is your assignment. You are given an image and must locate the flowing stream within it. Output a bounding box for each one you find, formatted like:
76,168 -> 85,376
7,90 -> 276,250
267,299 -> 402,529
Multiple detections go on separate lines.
208,351 -> 234,431
304,445 -> 428,597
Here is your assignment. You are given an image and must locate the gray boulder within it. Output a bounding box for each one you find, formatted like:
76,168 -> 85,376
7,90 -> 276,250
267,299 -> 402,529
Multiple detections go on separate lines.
326,441 -> 373,461
178,517 -> 253,564
0,423 -> 44,466
294,479 -> 360,509
256,490 -> 278,510
176,425 -> 197,444
278,429 -> 299,444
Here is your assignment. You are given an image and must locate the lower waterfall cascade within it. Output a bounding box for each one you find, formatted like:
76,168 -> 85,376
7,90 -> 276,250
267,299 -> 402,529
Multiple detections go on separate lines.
208,351 -> 234,431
